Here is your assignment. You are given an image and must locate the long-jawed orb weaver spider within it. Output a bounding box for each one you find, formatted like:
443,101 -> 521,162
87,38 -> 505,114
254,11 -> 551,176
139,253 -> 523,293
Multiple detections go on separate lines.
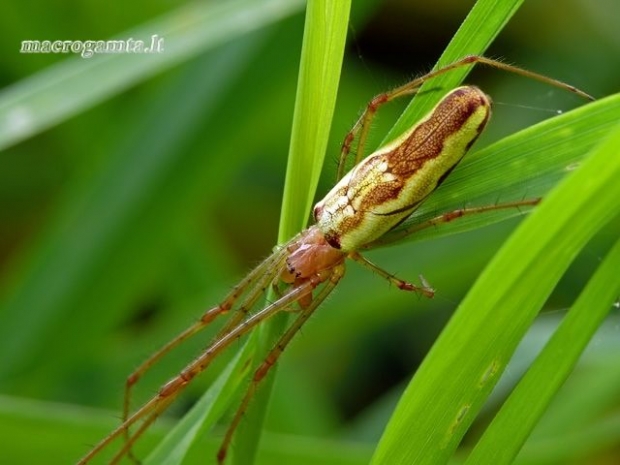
77,55 -> 593,465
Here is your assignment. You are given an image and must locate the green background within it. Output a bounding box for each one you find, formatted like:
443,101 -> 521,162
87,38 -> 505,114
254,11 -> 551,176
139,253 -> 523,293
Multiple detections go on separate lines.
0,0 -> 619,464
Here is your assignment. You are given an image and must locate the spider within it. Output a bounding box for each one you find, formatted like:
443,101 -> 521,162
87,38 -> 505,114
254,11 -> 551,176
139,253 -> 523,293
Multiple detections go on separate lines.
77,55 -> 592,465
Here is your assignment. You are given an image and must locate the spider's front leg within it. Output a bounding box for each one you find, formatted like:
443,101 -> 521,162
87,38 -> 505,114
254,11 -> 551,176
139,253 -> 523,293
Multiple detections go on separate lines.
217,262 -> 347,464
82,260 -> 331,465
78,247 -> 291,465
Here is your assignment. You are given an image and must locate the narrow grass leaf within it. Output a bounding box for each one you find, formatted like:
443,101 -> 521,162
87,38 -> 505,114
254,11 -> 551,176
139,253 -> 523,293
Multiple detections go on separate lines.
466,234 -> 620,463
231,1 -> 352,464
278,0 -> 352,238
0,0 -> 304,151
371,123 -> 620,464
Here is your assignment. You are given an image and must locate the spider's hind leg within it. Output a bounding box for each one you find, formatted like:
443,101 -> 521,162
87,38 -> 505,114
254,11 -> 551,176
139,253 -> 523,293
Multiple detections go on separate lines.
216,264 -> 346,464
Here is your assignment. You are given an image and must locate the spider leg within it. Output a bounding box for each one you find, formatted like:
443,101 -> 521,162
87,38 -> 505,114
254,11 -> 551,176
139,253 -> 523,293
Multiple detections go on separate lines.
366,198 -> 541,249
76,270 -> 320,465
121,246 -> 290,459
111,396 -> 175,465
348,250 -> 434,297
337,55 -> 593,181
337,79 -> 421,181
217,263 -> 346,464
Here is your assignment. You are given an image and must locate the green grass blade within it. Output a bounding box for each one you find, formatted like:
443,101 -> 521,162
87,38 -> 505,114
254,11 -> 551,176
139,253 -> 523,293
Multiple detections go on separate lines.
0,0 -> 304,151
227,1 -> 352,464
465,235 -> 620,464
277,0 -> 352,238
371,122 -> 620,464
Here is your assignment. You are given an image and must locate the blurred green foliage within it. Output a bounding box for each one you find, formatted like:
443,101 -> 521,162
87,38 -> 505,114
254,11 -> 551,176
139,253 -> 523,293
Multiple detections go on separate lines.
0,0 -> 619,464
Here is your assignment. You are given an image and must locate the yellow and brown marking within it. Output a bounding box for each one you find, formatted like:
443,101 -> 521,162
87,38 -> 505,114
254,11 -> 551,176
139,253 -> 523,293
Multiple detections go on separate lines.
314,86 -> 491,251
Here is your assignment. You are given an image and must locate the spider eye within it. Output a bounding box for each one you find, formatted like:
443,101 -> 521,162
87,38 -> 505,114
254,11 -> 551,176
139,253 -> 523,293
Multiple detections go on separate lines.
313,204 -> 323,220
